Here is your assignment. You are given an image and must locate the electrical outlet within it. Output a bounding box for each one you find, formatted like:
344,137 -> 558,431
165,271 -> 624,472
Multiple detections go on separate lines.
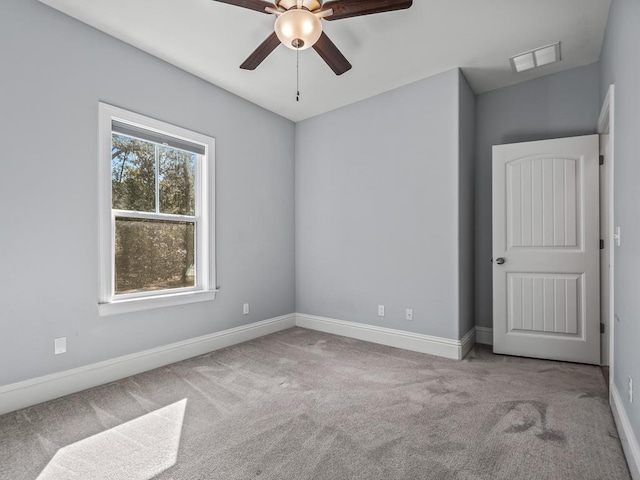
406,309 -> 413,321
243,303 -> 250,315
629,376 -> 634,403
54,337 -> 66,355
614,227 -> 621,247
378,305 -> 385,317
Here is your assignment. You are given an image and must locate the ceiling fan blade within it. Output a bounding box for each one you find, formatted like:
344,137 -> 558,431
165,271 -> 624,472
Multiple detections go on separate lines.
240,32 -> 281,70
312,32 -> 352,75
212,0 -> 275,14
322,0 -> 412,21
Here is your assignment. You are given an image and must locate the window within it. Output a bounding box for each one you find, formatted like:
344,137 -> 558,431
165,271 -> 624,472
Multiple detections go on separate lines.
98,103 -> 216,315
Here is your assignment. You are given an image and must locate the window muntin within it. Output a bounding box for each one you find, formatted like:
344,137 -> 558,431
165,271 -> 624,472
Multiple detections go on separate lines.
99,103 -> 215,314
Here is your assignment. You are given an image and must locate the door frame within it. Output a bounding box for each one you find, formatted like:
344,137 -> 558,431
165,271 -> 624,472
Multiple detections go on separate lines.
598,85 -> 615,384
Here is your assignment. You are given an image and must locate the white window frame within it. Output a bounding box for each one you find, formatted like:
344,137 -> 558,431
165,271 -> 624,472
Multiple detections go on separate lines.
98,103 -> 216,316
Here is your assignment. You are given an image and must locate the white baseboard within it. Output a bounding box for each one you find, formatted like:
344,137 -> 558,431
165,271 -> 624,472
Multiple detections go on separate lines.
0,313 -> 482,416
460,328 -> 476,359
295,313 -> 470,360
0,314 -> 296,416
475,326 -> 493,345
611,383 -> 640,479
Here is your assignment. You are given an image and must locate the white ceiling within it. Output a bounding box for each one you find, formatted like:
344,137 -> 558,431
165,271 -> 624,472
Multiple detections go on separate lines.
38,0 -> 611,122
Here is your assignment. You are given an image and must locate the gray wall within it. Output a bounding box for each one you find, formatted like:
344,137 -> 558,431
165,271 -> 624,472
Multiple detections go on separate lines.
600,0 -> 640,447
474,63 -> 602,328
296,69 -> 468,340
0,0 -> 295,386
458,71 -> 476,337
0,0 -> 616,394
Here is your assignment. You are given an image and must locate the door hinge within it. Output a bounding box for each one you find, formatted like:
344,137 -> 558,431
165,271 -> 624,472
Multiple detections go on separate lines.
601,323 -> 605,334
600,155 -> 604,166
600,239 -> 605,250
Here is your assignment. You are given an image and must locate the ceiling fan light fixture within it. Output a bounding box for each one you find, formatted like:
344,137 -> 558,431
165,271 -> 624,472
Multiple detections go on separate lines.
229,0 -> 411,75
274,8 -> 322,50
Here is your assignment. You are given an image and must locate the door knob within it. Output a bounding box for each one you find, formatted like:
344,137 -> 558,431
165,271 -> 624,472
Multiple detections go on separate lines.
496,257 -> 506,265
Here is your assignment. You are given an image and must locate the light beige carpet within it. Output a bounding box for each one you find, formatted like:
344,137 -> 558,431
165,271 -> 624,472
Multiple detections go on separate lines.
0,328 -> 630,479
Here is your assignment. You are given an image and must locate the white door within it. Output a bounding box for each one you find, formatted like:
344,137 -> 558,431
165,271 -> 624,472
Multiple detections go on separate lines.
492,135 -> 600,364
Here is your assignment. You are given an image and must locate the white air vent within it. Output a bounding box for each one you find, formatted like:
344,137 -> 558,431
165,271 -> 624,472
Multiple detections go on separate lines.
510,42 -> 561,73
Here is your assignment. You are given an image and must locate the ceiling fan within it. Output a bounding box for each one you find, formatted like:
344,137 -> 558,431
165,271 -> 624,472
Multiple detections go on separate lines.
213,0 -> 413,75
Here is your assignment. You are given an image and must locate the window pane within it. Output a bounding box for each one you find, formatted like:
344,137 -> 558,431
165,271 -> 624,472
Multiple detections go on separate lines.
112,134 -> 156,212
115,217 -> 195,295
159,146 -> 196,215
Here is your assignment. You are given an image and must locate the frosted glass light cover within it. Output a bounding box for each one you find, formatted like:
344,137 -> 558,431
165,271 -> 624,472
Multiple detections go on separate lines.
275,9 -> 322,50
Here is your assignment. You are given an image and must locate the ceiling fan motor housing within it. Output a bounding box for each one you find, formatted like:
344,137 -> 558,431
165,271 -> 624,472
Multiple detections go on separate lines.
277,0 -> 322,11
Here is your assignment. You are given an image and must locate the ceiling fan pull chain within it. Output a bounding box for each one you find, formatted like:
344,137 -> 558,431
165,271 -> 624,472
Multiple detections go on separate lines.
296,46 -> 300,102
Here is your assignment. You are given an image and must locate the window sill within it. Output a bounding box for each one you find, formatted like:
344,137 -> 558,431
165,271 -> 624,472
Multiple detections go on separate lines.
99,289 -> 217,317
